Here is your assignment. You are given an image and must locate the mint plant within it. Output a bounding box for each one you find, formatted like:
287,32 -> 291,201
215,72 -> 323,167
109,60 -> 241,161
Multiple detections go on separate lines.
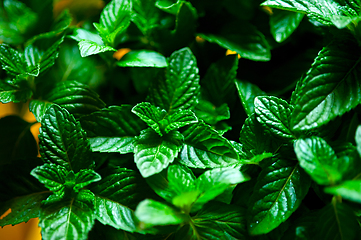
1,0 -> 361,239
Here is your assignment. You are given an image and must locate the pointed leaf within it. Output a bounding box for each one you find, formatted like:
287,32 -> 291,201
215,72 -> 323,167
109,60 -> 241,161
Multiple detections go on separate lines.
324,180 -> 361,204
39,105 -> 92,172
165,109 -> 198,133
180,121 -> 239,168
134,128 -> 183,177
116,50 -> 167,68
78,40 -> 116,57
132,102 -> 167,136
31,163 -> 67,196
194,100 -> 230,125
248,158 -> 311,235
74,169 -> 101,192
270,9 -> 304,43
255,96 -> 295,140
0,80 -> 33,103
291,39 -> 361,131
235,80 -> 266,117
147,47 -> 200,114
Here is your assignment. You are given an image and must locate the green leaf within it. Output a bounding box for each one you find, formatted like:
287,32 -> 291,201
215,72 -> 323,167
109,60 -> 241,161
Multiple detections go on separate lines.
179,121 -> 239,169
270,9 -> 304,43
0,116 -> 37,163
261,0 -> 361,29
291,36 -> 361,131
198,22 -> 271,62
79,105 -> 146,154
78,40 -> 116,57
165,109 -> 198,133
0,79 -> 33,103
30,80 -> 105,122
147,47 -> 200,114
134,128 -> 183,177
31,163 -> 67,196
93,0 -> 132,47
155,0 -> 180,15
90,167 -> 149,231
39,189 -> 95,240
294,137 -> 346,185
135,199 -> 186,228
74,169 -> 101,192
194,100 -> 230,125
314,201 -> 359,240
132,102 -> 167,136
324,180 -> 361,203
235,80 -> 266,117
356,125 -> 361,156
248,158 -> 311,235
39,105 -> 92,172
255,96 -> 295,140
202,55 -> 238,106
131,0 -> 160,34
116,50 -> 167,68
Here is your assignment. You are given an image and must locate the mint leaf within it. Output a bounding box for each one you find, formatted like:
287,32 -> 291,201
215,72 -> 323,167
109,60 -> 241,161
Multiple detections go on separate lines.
324,180 -> 361,203
261,0 -> 361,29
147,47 -> 200,114
194,100 -> 230,125
79,105 -> 146,153
74,169 -> 101,192
134,128 -> 183,177
155,0 -> 180,15
235,80 -> 266,117
39,105 -> 92,172
0,79 -> 33,103
39,189 -> 95,240
132,0 -> 160,35
255,96 -> 295,140
291,36 -> 361,131
78,40 -> 116,57
93,0 -> 132,47
165,109 -> 198,133
116,50 -> 167,68
356,125 -> 361,156
30,80 -> 105,122
248,158 -> 311,235
294,137 -> 346,185
180,121 -> 239,168
270,9 -> 304,43
132,102 -> 167,136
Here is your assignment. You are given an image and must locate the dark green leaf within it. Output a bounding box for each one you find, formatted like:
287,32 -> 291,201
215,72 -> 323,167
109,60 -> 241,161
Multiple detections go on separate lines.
132,102 -> 167,136
74,169 -> 101,191
194,100 -> 230,125
39,105 -> 92,172
134,128 -> 183,177
179,121 -> 239,169
0,79 -> 33,103
255,96 -> 295,140
79,105 -> 146,153
78,40 -> 116,57
235,79 -> 266,117
155,0 -> 180,15
248,158 -> 311,235
132,0 -> 160,34
147,47 -> 200,114
165,109 -> 198,133
291,38 -> 361,131
324,180 -> 361,203
117,50 -> 167,68
31,163 -> 67,196
270,9 -> 304,43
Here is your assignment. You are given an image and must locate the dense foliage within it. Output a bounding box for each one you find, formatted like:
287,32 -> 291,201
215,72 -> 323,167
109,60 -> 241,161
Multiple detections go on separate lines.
1,0 -> 361,239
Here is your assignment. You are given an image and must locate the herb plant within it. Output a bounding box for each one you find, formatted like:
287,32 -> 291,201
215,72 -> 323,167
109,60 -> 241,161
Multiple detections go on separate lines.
1,0 -> 361,239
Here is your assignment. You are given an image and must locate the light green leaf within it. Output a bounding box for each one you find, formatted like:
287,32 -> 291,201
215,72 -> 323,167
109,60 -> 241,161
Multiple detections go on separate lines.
235,80 -> 266,117
132,102 -> 167,136
147,47 -> 200,114
180,121 -> 239,168
294,137 -> 345,185
39,105 -> 92,172
116,50 -> 167,67
270,9 -> 304,42
155,0 -> 180,14
80,105 -> 145,153
39,189 -> 95,240
194,100 -> 230,125
134,128 -> 183,177
74,169 -> 101,192
324,180 -> 361,203
248,158 -> 311,235
291,34 -> 361,131
261,0 -> 361,29
165,109 -> 198,133
255,96 -> 295,140
135,199 -> 186,228
355,125 -> 361,156
93,0 -> 132,46
70,28 -> 104,45
78,40 -> 116,57
30,80 -> 105,122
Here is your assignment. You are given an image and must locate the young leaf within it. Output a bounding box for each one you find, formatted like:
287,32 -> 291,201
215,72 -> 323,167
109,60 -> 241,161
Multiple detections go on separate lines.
132,0 -> 160,35
147,47 -> 200,114
356,125 -> 361,156
78,40 -> 116,57
39,189 -> 95,240
165,109 -> 198,133
30,80 -> 105,122
134,128 -> 183,177
194,100 -> 230,125
248,158 -> 311,235
270,9 -> 304,43
261,0 -> 361,29
135,199 -> 186,228
132,102 -> 167,136
74,169 -> 101,192
291,38 -> 361,131
79,105 -> 146,154
235,80 -> 266,116
39,105 -> 92,172
116,50 -> 167,68
255,96 -> 295,140
93,0 -> 132,47
179,121 -> 239,169
0,79 -> 33,103
324,180 -> 361,204
294,137 -> 346,185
